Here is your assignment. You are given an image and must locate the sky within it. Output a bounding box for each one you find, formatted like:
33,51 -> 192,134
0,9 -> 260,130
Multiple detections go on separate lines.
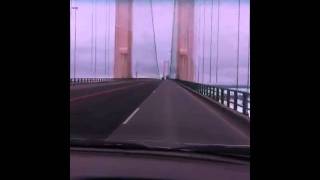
70,0 -> 250,86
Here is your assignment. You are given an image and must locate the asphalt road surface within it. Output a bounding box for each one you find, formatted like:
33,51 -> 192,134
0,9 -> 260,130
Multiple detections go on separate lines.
107,80 -> 249,145
70,79 -> 161,139
70,79 -> 249,145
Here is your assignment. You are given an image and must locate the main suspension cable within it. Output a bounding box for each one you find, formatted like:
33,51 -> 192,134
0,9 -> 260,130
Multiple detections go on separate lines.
149,0 -> 160,78
169,0 -> 177,78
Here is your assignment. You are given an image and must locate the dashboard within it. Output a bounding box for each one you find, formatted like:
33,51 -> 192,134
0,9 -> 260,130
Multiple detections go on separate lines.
70,148 -> 249,180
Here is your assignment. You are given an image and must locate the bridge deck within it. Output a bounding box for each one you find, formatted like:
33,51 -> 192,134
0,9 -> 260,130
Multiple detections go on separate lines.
70,79 -> 161,139
107,80 -> 249,145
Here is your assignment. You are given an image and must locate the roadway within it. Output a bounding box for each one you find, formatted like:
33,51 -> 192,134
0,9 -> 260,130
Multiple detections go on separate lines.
70,79 -> 161,139
70,79 -> 249,145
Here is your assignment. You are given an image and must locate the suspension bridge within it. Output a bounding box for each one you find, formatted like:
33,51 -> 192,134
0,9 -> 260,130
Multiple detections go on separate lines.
70,0 -> 250,145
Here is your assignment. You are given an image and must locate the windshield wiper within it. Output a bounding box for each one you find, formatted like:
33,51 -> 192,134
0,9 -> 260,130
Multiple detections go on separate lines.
173,144 -> 250,160
70,139 -> 249,160
70,139 -> 152,150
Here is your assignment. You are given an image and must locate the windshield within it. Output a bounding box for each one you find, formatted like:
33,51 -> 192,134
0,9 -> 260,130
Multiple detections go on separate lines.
70,0 -> 250,158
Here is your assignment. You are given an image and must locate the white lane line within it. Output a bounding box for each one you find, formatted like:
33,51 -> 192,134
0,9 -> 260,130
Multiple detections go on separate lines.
122,108 -> 140,125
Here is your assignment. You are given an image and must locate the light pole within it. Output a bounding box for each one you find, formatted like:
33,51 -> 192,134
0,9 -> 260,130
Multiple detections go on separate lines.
72,6 -> 78,79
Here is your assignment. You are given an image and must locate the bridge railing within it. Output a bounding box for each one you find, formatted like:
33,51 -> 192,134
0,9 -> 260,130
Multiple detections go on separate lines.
70,78 -> 111,86
176,79 -> 250,117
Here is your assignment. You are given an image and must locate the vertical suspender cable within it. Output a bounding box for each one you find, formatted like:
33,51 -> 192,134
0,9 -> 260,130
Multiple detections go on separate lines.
149,0 -> 160,78
209,0 -> 214,84
107,1 -> 111,78
247,39 -> 250,92
74,8 -> 77,79
215,0 -> 220,84
247,4 -> 250,92
72,1 -> 77,79
94,0 -> 97,78
104,0 -> 108,77
135,1 -> 138,78
202,0 -> 206,83
187,7 -> 191,81
114,0 -> 117,78
236,0 -> 241,90
197,0 -> 201,83
91,0 -> 94,77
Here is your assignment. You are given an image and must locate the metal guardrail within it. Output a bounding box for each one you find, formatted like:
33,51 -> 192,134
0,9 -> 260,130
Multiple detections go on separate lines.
176,79 -> 250,116
70,78 -> 111,85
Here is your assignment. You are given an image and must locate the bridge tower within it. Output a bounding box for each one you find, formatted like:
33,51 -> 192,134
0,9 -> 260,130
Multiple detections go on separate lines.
114,0 -> 133,78
176,0 -> 194,81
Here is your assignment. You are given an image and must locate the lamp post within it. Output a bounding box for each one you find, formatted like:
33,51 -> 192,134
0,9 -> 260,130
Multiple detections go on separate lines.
72,6 -> 78,79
